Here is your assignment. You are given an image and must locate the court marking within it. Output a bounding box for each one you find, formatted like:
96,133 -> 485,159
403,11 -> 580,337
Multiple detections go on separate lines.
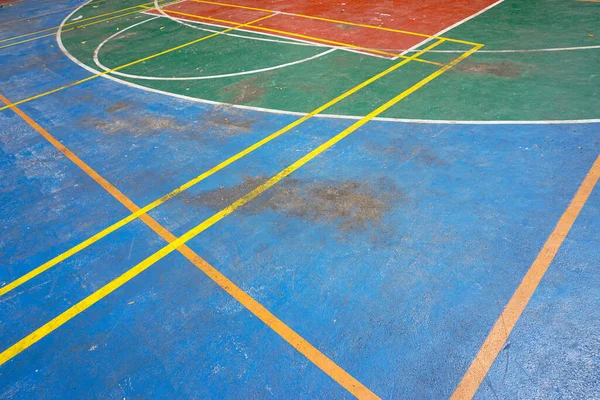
154,7 -> 444,65
384,45 -> 600,53
55,1 -> 599,124
1,37 -> 450,298
0,0 -> 155,44
0,4 -> 82,27
92,16 -> 338,81
0,40 -> 479,400
398,0 -> 505,57
143,1 -> 330,48
146,0 -> 399,61
0,8 -> 474,392
0,90 -> 377,399
189,0 -> 479,45
451,154 -> 600,400
1,0 -> 450,111
0,5 -> 174,51
0,12 -> 279,112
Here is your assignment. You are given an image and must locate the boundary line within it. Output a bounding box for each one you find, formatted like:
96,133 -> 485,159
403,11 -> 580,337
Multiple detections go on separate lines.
451,154 -> 600,399
0,40 -> 479,400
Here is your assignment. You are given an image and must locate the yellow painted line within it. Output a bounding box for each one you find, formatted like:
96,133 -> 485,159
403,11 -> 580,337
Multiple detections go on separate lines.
451,154 -> 600,400
190,0 -> 481,46
0,40 -> 479,400
0,31 -> 57,50
0,7 -> 157,51
0,1 -> 152,44
160,8 -> 444,66
0,13 -> 276,112
0,91 -> 376,399
0,37 -> 440,297
0,4 -> 82,27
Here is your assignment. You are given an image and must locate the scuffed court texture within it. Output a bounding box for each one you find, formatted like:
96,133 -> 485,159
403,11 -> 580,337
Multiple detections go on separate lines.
0,0 -> 598,398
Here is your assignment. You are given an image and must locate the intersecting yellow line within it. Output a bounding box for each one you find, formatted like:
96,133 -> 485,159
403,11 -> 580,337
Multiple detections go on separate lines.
189,0 -> 481,46
0,1 -> 146,44
0,5 -> 167,51
0,34 -> 442,299
0,13 -> 276,112
157,8 -> 444,66
0,39 -> 481,399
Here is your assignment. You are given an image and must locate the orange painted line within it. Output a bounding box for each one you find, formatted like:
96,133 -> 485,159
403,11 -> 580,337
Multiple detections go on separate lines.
451,154 -> 600,400
0,93 -> 377,399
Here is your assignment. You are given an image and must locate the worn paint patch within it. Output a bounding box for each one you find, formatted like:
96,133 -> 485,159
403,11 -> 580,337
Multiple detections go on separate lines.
221,76 -> 266,105
197,105 -> 257,137
184,175 -> 403,232
453,60 -> 526,78
79,114 -> 189,136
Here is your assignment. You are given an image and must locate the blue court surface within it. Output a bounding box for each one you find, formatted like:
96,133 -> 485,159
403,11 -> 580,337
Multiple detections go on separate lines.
0,0 -> 599,398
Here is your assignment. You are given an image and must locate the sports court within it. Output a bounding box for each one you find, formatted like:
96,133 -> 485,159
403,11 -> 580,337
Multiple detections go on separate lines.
0,0 -> 598,398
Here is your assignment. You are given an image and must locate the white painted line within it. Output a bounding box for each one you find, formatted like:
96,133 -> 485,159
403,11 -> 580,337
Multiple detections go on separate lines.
57,0 -> 599,125
400,0 -> 505,56
92,17 -> 336,80
146,3 -> 394,60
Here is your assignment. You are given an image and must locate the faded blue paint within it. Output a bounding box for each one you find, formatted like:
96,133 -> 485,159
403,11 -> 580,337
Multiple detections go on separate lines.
477,188 -> 600,399
1,2 -> 600,398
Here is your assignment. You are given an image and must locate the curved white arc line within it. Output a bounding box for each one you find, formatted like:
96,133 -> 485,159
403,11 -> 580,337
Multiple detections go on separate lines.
143,8 -> 326,48
59,2 -> 600,125
147,10 -> 393,60
91,14 -> 336,81
156,14 -> 325,47
148,1 -> 399,61
96,49 -> 336,80
92,16 -> 159,70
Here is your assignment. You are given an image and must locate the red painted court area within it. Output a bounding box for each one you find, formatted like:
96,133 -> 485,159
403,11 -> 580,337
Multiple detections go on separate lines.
153,0 -> 498,55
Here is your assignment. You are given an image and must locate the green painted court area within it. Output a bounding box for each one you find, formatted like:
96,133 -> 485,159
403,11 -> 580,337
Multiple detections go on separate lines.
0,0 -> 599,398
58,0 -> 600,121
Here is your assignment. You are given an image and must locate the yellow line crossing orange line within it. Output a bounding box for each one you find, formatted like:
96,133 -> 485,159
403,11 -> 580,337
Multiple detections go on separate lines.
0,39 -> 481,399
0,38 -> 444,299
0,88 -> 376,399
